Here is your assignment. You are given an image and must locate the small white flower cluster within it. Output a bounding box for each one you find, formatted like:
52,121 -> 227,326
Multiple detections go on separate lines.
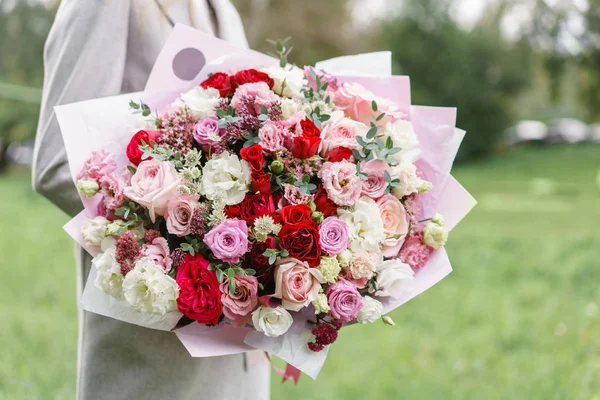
253,215 -> 282,241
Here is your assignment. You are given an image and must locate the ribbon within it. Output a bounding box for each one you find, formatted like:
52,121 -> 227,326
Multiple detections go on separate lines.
264,352 -> 301,384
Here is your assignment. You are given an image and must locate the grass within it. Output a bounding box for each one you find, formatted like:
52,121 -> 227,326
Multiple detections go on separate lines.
1,145 -> 599,399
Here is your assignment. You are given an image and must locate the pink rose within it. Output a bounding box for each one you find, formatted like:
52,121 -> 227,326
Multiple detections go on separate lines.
193,116 -> 226,147
230,82 -> 279,115
258,120 -> 286,152
326,279 -> 363,322
304,66 -> 338,91
220,275 -> 259,324
318,216 -> 349,256
274,257 -> 325,311
99,175 -> 125,211
332,82 -> 406,125
141,237 -> 173,273
165,194 -> 200,237
319,111 -> 367,156
361,159 -> 390,199
318,161 -> 363,206
203,218 -> 249,264
398,230 -> 434,271
77,149 -> 117,182
377,194 -> 410,258
123,159 -> 181,222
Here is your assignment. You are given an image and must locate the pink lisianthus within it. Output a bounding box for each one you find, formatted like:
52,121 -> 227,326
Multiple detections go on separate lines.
220,275 -> 259,325
141,237 -> 173,273
332,82 -> 406,125
165,194 -> 200,237
258,120 -> 287,152
282,183 -> 314,206
318,111 -> 367,156
377,194 -> 410,258
318,161 -> 363,206
318,216 -> 349,256
77,149 -> 117,182
193,116 -> 226,147
203,218 -> 249,264
230,82 -> 279,116
123,159 -> 181,222
99,175 -> 125,211
274,257 -> 325,312
360,159 -> 390,199
398,230 -> 434,271
326,279 -> 363,322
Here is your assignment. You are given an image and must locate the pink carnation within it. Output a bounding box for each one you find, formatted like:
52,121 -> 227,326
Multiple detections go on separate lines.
141,237 -> 173,273
77,149 -> 117,182
398,230 -> 434,271
318,161 -> 362,206
258,120 -> 286,152
326,279 -> 363,322
282,184 -> 314,206
220,275 -> 259,325
230,82 -> 279,116
99,175 -> 125,211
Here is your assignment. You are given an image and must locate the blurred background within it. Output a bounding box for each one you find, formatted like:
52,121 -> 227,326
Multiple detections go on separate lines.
0,0 -> 598,398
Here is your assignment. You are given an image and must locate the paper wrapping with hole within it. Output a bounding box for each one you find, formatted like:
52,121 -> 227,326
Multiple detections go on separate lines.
56,24 -> 476,379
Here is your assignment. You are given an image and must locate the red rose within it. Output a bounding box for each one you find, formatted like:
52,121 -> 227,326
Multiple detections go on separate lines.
314,185 -> 338,217
278,220 -> 321,267
300,119 -> 321,138
233,192 -> 275,224
325,146 -> 353,162
176,253 -> 222,326
126,130 -> 161,166
244,236 -> 276,294
200,72 -> 233,97
251,171 -> 272,193
231,69 -> 274,89
224,203 -> 241,219
281,204 -> 312,225
240,144 -> 265,172
290,136 -> 321,159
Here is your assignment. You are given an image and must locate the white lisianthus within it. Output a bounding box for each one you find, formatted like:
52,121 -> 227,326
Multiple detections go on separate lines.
356,296 -> 383,324
431,213 -> 445,226
280,98 -> 301,120
261,65 -> 306,99
200,152 -> 251,205
77,179 -> 100,197
252,306 -> 294,338
122,257 -> 179,315
374,259 -> 414,298
338,196 -> 386,254
389,162 -> 431,198
422,221 -> 448,249
81,216 -> 109,247
92,238 -> 124,299
105,220 -> 128,237
381,120 -> 421,164
176,86 -> 220,118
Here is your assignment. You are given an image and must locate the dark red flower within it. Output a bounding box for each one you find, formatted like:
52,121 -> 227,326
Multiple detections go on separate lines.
244,236 -> 277,294
231,69 -> 274,89
325,146 -> 353,162
280,204 -> 312,225
200,72 -> 233,97
250,171 -> 272,193
240,144 -> 265,172
229,192 -> 275,224
314,185 -> 338,217
176,253 -> 222,326
126,130 -> 161,166
278,220 -> 321,267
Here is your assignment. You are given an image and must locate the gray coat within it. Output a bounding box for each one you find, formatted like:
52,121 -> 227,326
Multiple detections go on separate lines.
32,1 -> 270,399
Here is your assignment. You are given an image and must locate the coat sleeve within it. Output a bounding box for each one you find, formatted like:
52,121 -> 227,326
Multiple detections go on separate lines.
32,0 -> 131,216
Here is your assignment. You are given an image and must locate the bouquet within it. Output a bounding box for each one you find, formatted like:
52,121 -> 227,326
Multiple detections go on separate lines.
58,25 -> 475,380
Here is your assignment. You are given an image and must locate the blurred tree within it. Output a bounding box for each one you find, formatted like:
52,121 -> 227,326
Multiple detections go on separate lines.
380,0 -> 532,160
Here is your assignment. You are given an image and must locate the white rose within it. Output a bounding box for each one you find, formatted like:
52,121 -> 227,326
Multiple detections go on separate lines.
422,222 -> 448,249
77,179 -> 99,197
122,257 -> 179,315
252,305 -> 294,337
176,86 -> 220,118
201,151 -> 251,205
374,259 -> 414,298
92,238 -> 124,299
382,120 -> 421,164
280,98 -> 301,119
261,65 -> 306,99
356,296 -> 383,324
81,216 -> 109,247
338,196 -> 386,253
389,163 -> 430,198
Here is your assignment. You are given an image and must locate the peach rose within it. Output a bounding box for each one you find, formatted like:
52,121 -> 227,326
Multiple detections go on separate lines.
332,82 -> 405,125
377,194 -> 410,258
274,257 -> 325,311
318,110 -> 367,156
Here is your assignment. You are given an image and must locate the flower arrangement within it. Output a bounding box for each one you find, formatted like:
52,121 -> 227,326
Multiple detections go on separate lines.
59,26 -> 475,380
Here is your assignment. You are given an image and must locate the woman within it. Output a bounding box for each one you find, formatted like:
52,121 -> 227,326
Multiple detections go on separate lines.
32,1 -> 270,399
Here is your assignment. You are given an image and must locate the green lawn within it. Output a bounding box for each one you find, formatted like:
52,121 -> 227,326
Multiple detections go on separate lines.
1,145 -> 599,399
